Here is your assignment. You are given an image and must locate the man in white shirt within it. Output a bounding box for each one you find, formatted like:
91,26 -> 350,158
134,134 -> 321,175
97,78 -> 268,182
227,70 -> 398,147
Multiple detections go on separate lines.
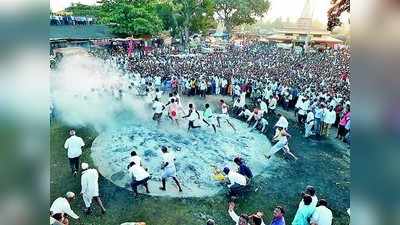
322,106 -> 336,137
297,97 -> 309,125
50,192 -> 79,224
305,109 -> 315,138
268,96 -> 277,115
228,202 -> 250,225
217,99 -> 236,132
128,161 -> 150,196
274,114 -> 289,130
238,105 -> 252,120
228,202 -> 266,225
152,98 -> 164,125
80,163 -> 106,214
129,150 -> 142,166
64,130 -> 85,176
200,80 -> 207,98
259,98 -> 268,116
310,199 -> 333,225
239,91 -> 247,109
159,146 -> 183,192
223,167 -> 247,197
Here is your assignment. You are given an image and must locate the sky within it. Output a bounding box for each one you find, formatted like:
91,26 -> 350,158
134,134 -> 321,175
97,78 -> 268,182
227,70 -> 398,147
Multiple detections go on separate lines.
50,0 -> 332,23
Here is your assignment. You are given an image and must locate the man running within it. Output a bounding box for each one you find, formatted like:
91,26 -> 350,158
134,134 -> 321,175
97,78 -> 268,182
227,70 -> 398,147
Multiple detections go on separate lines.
159,146 -> 183,192
203,103 -> 217,133
152,98 -> 164,126
266,127 -> 298,160
182,103 -> 201,131
168,98 -> 183,126
217,99 -> 236,132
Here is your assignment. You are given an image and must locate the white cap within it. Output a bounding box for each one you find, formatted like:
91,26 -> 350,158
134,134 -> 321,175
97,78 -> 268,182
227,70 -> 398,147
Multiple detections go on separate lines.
81,163 -> 89,170
65,191 -> 75,198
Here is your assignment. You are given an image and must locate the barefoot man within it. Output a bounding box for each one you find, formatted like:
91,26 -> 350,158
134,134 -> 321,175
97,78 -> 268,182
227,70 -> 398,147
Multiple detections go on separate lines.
159,146 -> 183,192
217,99 -> 236,132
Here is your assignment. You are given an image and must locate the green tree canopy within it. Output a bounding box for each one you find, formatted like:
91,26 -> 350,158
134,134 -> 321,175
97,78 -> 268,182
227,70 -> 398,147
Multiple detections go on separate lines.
64,3 -> 102,17
98,0 -> 163,37
214,0 -> 270,35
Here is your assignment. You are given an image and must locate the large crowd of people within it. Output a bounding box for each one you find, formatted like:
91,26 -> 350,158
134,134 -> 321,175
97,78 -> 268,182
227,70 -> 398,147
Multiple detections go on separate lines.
50,41 -> 350,225
90,42 -> 351,144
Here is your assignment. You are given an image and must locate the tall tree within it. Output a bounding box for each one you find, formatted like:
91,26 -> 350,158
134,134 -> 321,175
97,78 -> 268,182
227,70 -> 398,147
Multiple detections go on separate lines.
214,0 -> 270,35
172,0 -> 215,46
98,0 -> 163,37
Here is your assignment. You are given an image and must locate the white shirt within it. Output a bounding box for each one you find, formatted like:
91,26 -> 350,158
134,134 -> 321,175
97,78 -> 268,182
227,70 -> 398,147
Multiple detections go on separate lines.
275,116 -> 289,129
130,155 -> 142,165
64,135 -> 85,158
260,101 -> 268,113
156,91 -> 162,100
153,101 -> 163,114
228,210 -> 252,225
200,82 -> 207,90
240,92 -> 246,106
221,103 -> 228,114
155,76 -> 161,85
306,111 -> 315,123
162,152 -> 175,169
242,109 -> 252,118
298,100 -> 310,115
188,109 -> 198,121
311,206 -> 333,225
227,171 -> 247,187
269,98 -> 277,110
81,168 -> 99,198
323,110 -> 336,124
129,164 -> 150,181
50,197 -> 79,219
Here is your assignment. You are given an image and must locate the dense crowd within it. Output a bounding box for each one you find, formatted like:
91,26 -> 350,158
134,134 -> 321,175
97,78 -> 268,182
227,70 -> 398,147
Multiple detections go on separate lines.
93,42 -> 351,143
49,15 -> 95,26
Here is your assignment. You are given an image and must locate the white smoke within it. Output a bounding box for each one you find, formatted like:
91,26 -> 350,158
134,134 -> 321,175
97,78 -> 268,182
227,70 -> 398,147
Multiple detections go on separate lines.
50,48 -> 151,132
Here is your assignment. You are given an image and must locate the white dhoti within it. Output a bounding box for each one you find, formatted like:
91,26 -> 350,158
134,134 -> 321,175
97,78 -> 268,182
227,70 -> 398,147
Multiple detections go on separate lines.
268,139 -> 288,156
81,169 -> 100,208
83,193 -> 95,208
305,122 -> 313,137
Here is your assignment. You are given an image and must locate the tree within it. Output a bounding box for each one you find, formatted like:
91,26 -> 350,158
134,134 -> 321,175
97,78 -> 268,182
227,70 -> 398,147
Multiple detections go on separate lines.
214,0 -> 270,35
171,0 -> 215,46
98,0 -> 163,37
64,3 -> 102,17
155,2 -> 177,33
327,0 -> 350,31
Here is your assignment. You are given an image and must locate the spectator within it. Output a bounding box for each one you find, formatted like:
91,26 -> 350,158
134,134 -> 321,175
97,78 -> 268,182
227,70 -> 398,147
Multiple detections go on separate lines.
310,199 -> 333,225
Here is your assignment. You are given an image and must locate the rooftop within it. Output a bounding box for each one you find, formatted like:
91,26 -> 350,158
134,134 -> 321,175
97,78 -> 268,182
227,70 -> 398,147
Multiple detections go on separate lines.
49,25 -> 116,41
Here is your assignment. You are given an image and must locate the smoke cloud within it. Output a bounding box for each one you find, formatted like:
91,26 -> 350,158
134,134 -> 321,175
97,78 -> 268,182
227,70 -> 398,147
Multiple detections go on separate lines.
51,48 -> 151,132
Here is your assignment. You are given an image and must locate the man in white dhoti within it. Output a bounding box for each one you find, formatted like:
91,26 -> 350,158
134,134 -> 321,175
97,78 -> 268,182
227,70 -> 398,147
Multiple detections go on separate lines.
266,127 -> 298,160
80,163 -> 106,214
305,109 -> 315,138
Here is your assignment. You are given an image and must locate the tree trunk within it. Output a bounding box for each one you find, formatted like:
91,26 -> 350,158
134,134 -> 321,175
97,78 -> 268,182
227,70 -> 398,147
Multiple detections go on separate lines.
224,19 -> 232,38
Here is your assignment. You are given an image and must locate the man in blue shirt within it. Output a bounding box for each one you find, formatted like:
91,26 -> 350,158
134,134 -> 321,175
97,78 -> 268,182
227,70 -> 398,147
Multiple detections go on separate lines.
234,157 -> 253,180
270,206 -> 286,225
